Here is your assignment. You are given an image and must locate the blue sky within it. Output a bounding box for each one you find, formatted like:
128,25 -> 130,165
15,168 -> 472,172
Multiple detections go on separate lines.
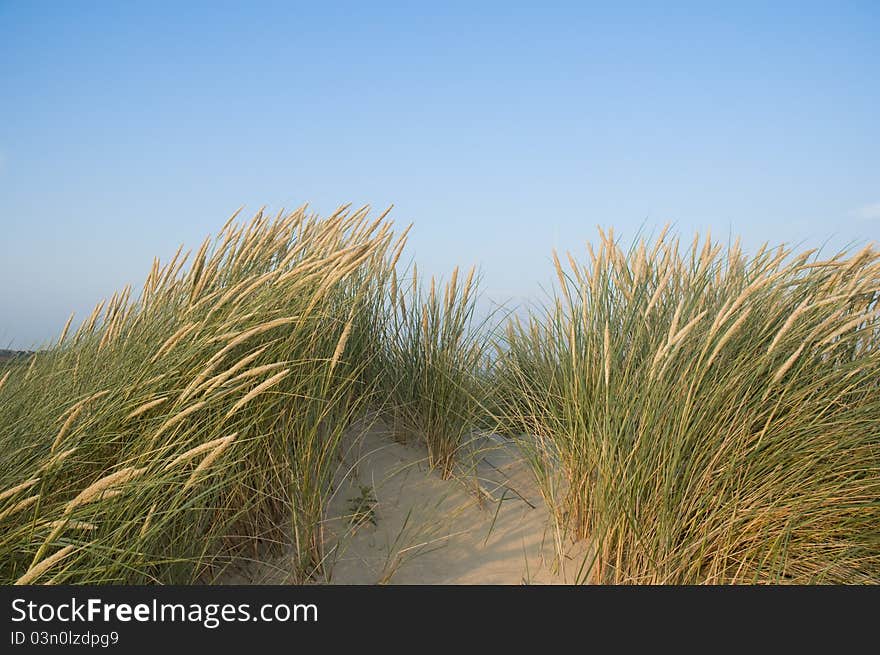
1,1 -> 878,347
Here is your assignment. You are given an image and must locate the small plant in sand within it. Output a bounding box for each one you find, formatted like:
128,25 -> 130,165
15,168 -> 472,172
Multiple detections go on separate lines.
346,485 -> 378,530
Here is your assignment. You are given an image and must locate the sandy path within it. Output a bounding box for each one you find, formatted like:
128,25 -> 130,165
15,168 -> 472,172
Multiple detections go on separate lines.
226,417 -> 587,584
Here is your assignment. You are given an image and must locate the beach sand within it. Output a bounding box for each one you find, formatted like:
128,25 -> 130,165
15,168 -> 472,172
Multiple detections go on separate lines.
225,417 -> 588,584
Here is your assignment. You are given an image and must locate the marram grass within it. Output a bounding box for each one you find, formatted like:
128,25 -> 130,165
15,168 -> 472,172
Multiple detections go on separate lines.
0,205 -> 404,584
3,208 -> 879,585
376,263 -> 490,477
494,228 -> 880,583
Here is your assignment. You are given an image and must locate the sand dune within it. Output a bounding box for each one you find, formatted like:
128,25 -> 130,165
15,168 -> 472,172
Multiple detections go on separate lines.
226,419 -> 588,585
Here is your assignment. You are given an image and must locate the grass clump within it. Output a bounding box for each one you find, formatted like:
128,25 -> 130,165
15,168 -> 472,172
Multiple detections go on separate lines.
0,205 -> 402,584
496,228 -> 880,583
377,264 -> 489,477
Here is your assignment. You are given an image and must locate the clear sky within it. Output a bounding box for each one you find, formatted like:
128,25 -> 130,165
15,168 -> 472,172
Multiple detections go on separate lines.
1,1 -> 878,348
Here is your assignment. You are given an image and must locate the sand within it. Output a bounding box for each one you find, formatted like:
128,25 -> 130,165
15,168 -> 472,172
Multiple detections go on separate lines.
223,417 -> 587,585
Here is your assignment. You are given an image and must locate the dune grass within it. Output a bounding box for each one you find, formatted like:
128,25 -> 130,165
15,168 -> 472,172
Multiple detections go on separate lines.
3,206 -> 879,585
494,228 -> 880,583
375,264 -> 490,477
0,205 -> 403,584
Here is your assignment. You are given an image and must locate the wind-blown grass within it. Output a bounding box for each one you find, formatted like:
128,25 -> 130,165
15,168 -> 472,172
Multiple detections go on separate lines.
0,205 -> 402,584
4,206 -> 878,585
495,229 -> 880,583
376,264 -> 489,477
